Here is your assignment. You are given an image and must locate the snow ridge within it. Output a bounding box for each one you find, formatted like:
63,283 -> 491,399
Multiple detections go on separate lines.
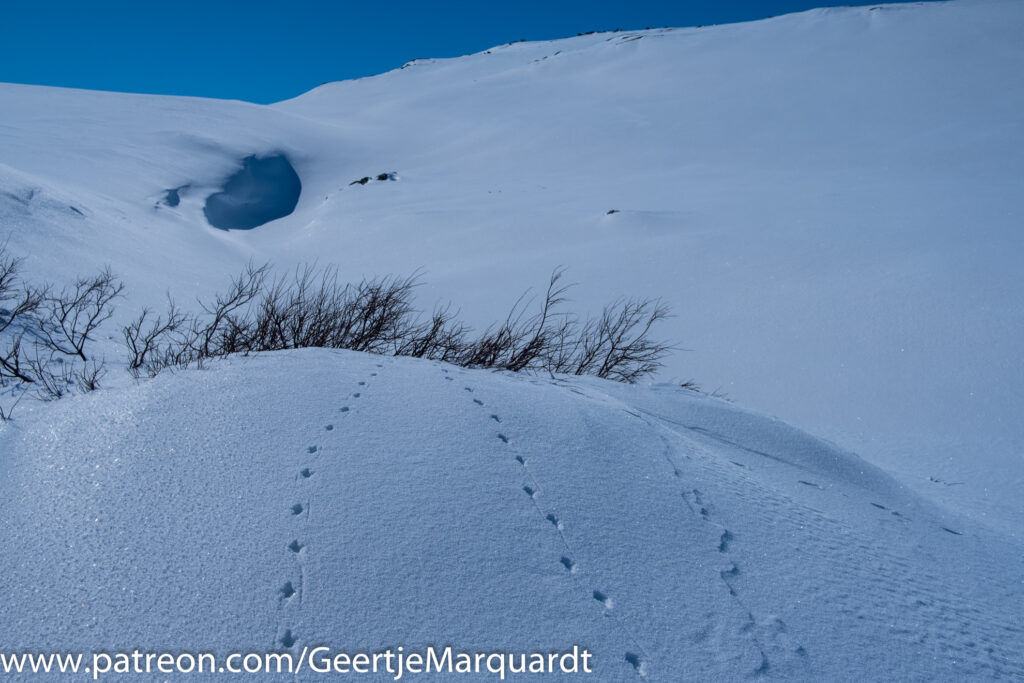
0,351 -> 1021,680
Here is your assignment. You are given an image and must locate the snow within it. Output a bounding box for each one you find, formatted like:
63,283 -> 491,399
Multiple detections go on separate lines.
2,1 -> 1021,534
1,350 -> 1021,680
202,155 -> 302,230
1,0 -> 1023,678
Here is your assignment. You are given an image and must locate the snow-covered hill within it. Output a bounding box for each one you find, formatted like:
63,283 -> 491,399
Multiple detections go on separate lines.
1,350 -> 1021,680
2,0 -> 1023,678
3,1 -> 1022,532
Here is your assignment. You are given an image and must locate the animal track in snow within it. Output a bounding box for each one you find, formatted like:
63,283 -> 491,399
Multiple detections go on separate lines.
871,502 -> 887,510
325,424 -> 333,431
300,468 -> 313,479
683,488 -> 711,519
647,420 -> 800,678
279,630 -> 297,648
291,503 -> 304,516
357,381 -> 366,386
481,388 -> 658,673
352,392 -> 360,398
307,446 -> 318,454
280,582 -> 296,599
444,376 -> 454,381
798,480 -> 822,489
288,540 -> 304,553
340,406 -> 350,413
720,563 -> 740,596
464,387 -> 473,392
625,652 -> 645,675
941,527 -> 963,536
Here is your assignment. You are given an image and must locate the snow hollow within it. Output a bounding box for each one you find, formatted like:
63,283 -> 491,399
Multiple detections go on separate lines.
203,154 -> 302,230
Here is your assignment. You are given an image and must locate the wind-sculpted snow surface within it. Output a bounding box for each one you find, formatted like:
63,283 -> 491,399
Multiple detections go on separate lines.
0,350 -> 1020,680
1,0 -> 1022,532
203,155 -> 301,230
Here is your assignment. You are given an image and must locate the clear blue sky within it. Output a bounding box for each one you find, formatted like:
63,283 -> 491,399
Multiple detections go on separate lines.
1,0 -> 941,104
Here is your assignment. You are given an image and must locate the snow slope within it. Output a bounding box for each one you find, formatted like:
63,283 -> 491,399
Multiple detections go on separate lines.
2,1 -> 1022,533
1,350 -> 1021,680
1,2 -> 1024,677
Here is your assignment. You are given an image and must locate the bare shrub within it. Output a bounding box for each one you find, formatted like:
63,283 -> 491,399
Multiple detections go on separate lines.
0,247 -> 46,387
75,358 -> 107,393
1,244 -> 119,417
1,240 -> 676,422
460,268 -> 574,373
395,303 -> 469,362
125,263 -> 673,385
569,298 -> 672,382
194,262 -> 269,358
36,268 -> 123,361
123,297 -> 191,377
458,269 -> 673,381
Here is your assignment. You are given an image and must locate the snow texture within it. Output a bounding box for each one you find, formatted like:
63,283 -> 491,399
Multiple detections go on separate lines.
0,350 -> 1021,680
1,2 -> 1021,533
1,0 -> 1023,679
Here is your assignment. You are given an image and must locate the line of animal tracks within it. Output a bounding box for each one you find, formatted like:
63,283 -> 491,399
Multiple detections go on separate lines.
457,369 -> 650,678
275,364 -> 381,656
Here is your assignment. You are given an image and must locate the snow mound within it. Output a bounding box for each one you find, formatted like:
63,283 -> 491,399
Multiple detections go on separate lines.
0,350 -> 1020,680
2,1 -> 1023,531
203,154 -> 302,230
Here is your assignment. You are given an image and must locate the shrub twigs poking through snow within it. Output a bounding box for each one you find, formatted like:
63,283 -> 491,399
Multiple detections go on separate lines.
1,243 -> 121,417
122,263 -> 674,384
36,267 -> 122,362
1,241 -> 674,419
0,246 -> 46,389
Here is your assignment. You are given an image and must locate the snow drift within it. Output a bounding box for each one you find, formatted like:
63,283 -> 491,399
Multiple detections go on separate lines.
1,1 -> 1021,532
1,0 -> 1024,679
0,350 -> 1020,680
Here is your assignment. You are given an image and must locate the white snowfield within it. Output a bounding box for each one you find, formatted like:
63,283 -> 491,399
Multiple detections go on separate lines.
1,0 -> 1023,679
1,350 -> 1021,681
2,0 -> 1023,533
